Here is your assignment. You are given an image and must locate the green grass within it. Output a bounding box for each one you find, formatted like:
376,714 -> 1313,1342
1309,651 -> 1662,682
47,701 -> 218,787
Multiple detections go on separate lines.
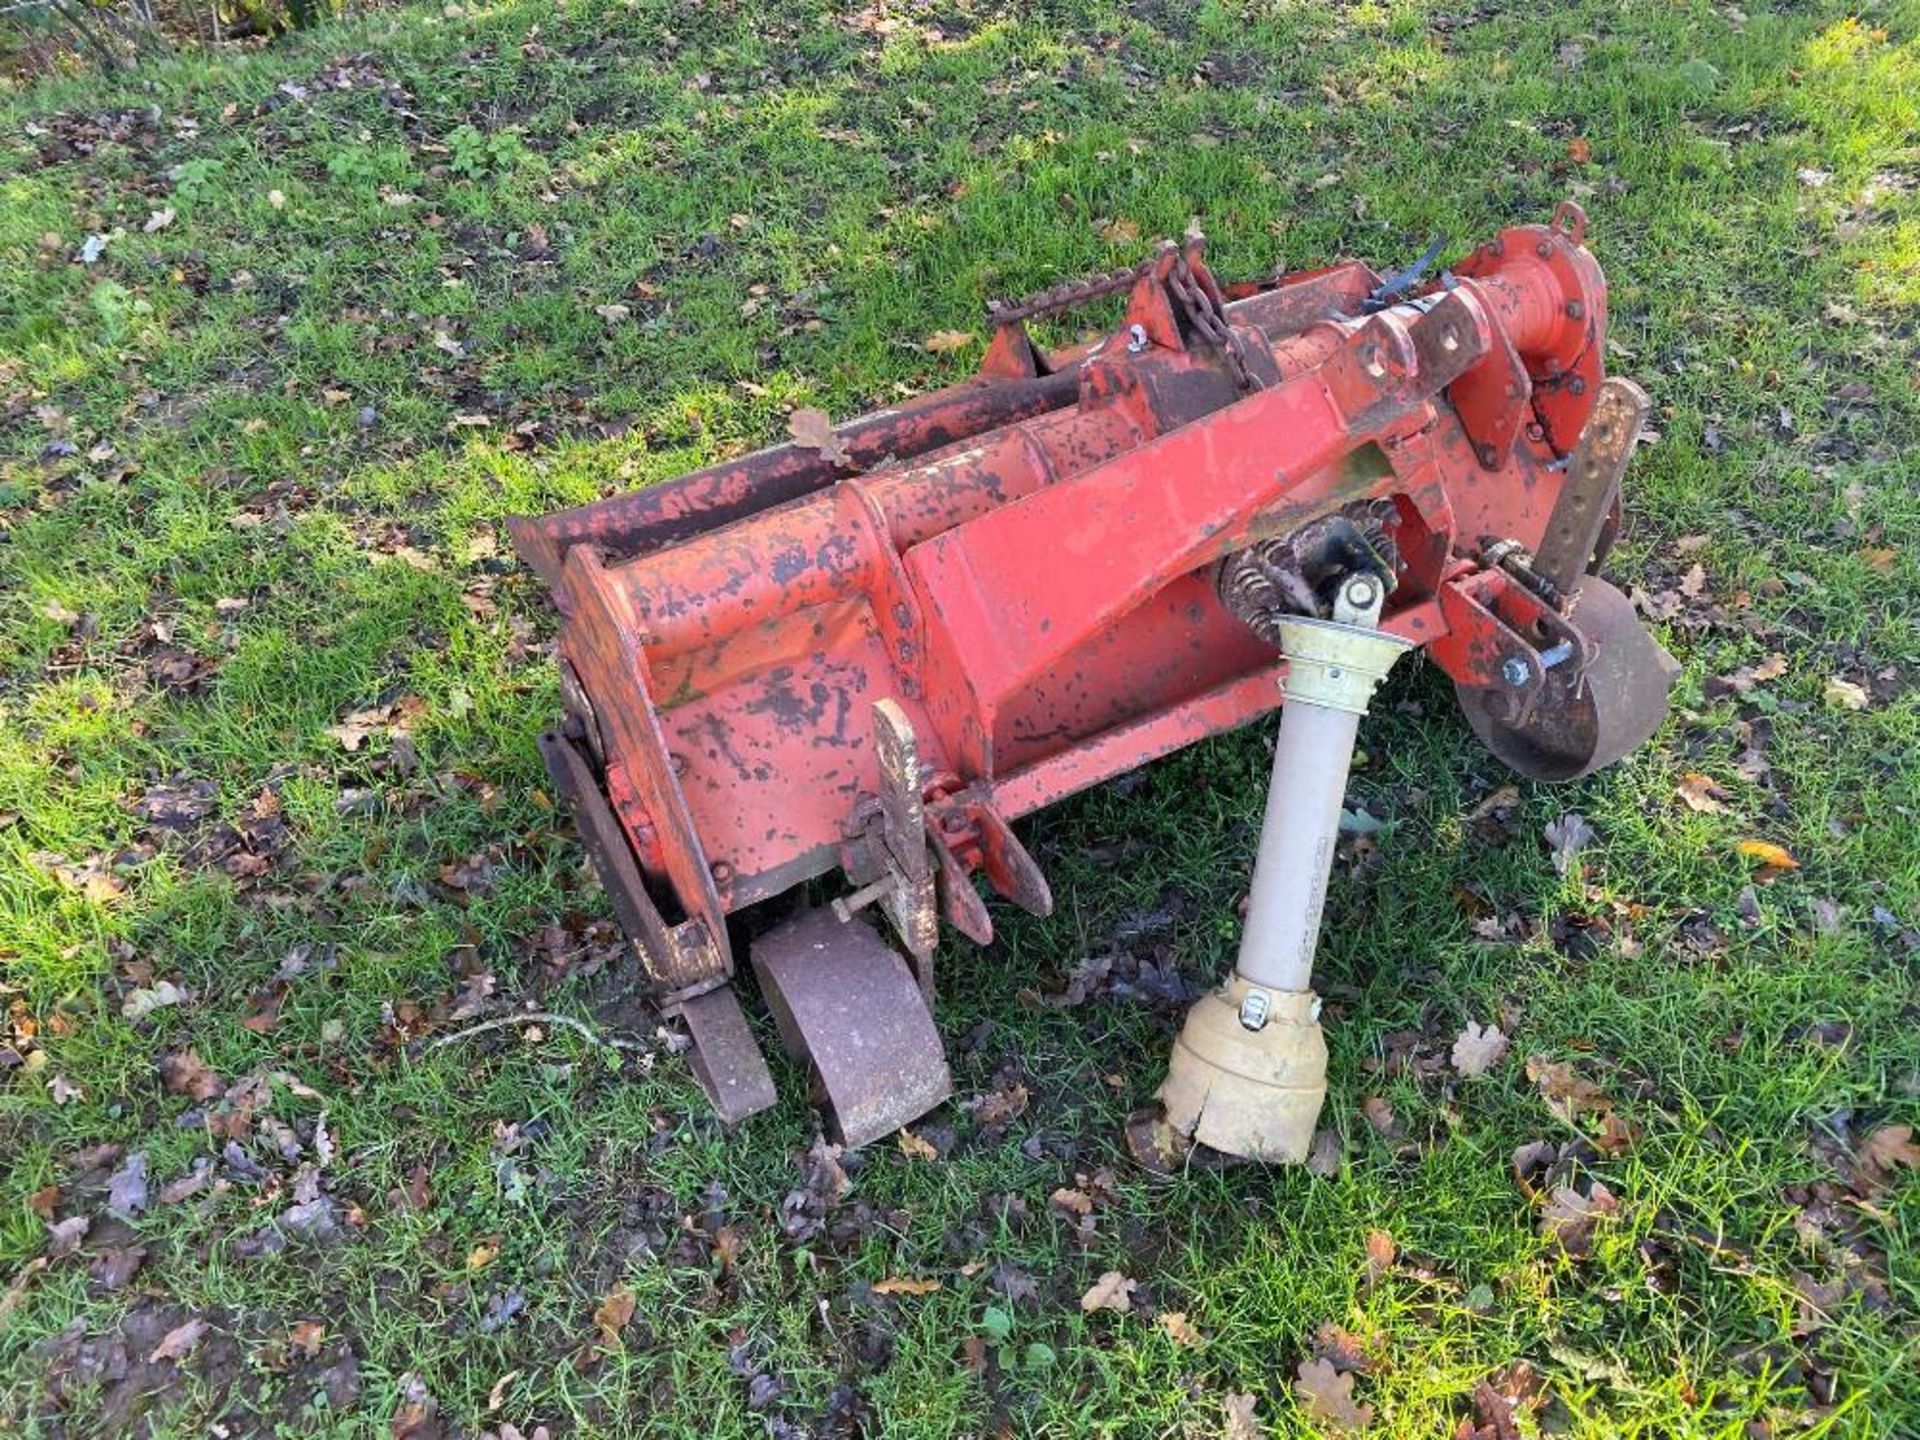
2,0 -> 1917,1435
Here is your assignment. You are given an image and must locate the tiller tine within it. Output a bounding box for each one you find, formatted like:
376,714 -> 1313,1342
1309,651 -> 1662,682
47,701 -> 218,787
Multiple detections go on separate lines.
515,201 -> 1683,1150
751,909 -> 953,1148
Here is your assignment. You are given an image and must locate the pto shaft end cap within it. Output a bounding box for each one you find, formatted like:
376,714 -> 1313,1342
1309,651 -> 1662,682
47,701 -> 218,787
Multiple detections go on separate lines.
1158,977 -> 1328,1164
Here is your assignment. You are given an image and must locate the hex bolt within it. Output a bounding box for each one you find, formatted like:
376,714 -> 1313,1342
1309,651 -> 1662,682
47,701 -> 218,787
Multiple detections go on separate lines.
1538,641 -> 1575,670
1342,574 -> 1381,612
1238,987 -> 1271,1032
1126,323 -> 1150,354
1536,241 -> 1554,258
1476,442 -> 1500,468
1567,376 -> 1587,396
709,860 -> 734,885
1525,422 -> 1547,442
1500,655 -> 1531,687
1565,300 -> 1584,320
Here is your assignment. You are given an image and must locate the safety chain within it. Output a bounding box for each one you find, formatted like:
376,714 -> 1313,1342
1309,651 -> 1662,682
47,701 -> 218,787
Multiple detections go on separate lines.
985,232 -> 1262,392
1166,237 -> 1260,392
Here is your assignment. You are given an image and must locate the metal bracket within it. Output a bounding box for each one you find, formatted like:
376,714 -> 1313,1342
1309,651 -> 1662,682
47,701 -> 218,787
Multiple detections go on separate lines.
1429,568 -> 1587,723
837,700 -> 939,995
1531,376 -> 1649,599
925,786 -> 1053,931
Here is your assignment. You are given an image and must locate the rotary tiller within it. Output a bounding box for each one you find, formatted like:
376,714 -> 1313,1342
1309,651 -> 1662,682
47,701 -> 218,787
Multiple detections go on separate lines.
509,202 -> 1678,1160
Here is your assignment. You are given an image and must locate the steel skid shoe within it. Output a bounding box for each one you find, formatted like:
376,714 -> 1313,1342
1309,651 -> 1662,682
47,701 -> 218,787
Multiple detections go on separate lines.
751,908 -> 953,1149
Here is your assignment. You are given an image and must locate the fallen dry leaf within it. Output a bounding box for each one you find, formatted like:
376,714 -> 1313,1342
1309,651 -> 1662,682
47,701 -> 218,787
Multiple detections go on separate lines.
787,407 -> 850,465
872,1275 -> 941,1296
487,1369 -> 521,1412
31,851 -> 126,904
121,980 -> 191,1020
1539,1182 -> 1619,1258
466,1241 -> 499,1271
1543,812 -> 1597,874
1080,1269 -> 1137,1313
922,329 -> 975,353
1594,1111 -> 1644,1157
1451,1020 -> 1510,1079
158,1049 -> 226,1102
1125,1106 -> 1191,1173
390,1373 -> 440,1440
1306,1126 -> 1343,1178
1735,838 -> 1799,871
896,1128 -> 938,1161
107,1152 -> 148,1220
1363,1230 -> 1395,1287
1676,773 -> 1730,814
47,1215 -> 89,1257
0,1259 -> 49,1327
593,1286 -> 636,1343
323,697 -> 425,752
1859,1124 -> 1920,1178
1158,1311 -> 1203,1346
1223,1391 -> 1267,1440
1526,1055 -> 1612,1124
1361,1096 -> 1399,1137
972,1080 -> 1030,1127
289,1319 -> 327,1357
1295,1356 -> 1374,1431
147,1317 -> 208,1365
1312,1322 -> 1376,1374
1823,677 -> 1869,711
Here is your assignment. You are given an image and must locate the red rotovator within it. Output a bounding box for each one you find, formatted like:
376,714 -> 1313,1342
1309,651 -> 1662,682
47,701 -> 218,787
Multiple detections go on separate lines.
511,202 -> 1677,1153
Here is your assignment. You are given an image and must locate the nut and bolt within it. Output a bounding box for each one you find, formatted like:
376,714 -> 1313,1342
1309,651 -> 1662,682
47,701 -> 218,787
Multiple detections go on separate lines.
1126,323 -> 1150,354
1500,655 -> 1532,687
1565,300 -> 1585,320
1238,987 -> 1271,1032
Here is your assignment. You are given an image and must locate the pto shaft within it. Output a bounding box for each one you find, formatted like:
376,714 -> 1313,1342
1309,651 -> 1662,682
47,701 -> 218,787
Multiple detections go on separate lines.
1159,573 -> 1413,1162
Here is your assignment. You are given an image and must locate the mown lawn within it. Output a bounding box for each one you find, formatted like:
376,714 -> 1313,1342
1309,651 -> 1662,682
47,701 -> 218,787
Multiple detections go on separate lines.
1,0 -> 1916,1435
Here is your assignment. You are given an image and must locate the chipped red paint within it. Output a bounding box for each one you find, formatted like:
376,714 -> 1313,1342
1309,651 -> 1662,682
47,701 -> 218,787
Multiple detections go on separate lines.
512,208 -> 1636,974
